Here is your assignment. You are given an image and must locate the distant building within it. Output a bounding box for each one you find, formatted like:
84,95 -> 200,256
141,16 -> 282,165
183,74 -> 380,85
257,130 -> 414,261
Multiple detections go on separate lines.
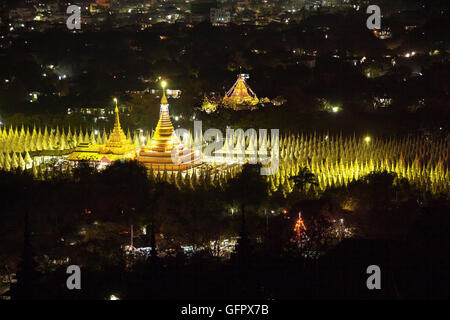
235,0 -> 250,12
8,7 -> 35,22
373,28 -> 392,40
188,0 -> 217,24
373,97 -> 392,109
90,0 -> 111,14
66,106 -> 129,123
191,0 -> 217,14
187,13 -> 209,24
210,8 -> 230,25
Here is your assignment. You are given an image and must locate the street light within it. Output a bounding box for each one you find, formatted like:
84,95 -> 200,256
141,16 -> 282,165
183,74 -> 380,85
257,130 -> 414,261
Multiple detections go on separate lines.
364,136 -> 371,143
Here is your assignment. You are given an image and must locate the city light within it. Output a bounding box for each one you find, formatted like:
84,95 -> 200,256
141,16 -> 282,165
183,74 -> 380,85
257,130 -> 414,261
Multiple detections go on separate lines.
1,0 -> 447,302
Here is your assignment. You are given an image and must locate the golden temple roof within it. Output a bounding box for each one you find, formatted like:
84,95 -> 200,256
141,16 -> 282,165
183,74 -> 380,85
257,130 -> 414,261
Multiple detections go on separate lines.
161,88 -> 168,106
223,74 -> 259,106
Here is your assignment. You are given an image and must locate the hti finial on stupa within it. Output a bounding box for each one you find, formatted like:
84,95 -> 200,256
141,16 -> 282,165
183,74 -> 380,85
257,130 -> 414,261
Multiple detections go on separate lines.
113,98 -> 121,130
161,80 -> 168,105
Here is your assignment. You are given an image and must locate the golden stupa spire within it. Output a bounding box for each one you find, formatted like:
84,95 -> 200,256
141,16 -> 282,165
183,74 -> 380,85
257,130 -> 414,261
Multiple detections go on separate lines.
100,98 -> 135,153
161,80 -> 168,105
150,80 -> 177,151
113,98 -> 121,130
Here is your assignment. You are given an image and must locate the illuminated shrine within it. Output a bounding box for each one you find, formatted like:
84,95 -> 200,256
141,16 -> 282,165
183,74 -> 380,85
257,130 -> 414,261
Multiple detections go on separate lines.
137,82 -> 201,171
67,104 -> 136,166
223,74 -> 259,109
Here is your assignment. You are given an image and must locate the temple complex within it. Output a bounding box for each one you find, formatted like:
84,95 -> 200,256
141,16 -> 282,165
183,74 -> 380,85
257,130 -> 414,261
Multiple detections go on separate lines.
223,74 -> 259,110
67,103 -> 136,166
137,82 -> 201,171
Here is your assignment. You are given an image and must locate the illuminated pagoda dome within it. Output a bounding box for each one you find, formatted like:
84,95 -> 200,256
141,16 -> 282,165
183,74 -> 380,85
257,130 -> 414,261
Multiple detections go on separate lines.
137,81 -> 201,171
67,102 -> 136,167
223,74 -> 259,110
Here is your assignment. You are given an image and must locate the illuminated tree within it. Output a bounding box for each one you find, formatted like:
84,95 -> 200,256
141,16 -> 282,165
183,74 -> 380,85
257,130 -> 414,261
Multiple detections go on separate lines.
201,96 -> 218,113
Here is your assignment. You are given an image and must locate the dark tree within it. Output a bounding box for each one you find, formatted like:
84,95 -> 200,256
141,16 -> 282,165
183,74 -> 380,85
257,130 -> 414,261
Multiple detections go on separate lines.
225,164 -> 269,267
291,166 -> 318,194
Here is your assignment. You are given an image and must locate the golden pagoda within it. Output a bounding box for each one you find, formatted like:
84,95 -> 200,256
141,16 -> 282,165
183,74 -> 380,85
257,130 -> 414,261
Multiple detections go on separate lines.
223,74 -> 259,109
138,81 -> 201,171
67,101 -> 136,166
99,102 -> 136,156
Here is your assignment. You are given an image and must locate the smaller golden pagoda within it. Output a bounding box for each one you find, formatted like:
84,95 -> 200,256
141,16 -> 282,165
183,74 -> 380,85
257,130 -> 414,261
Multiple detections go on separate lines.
223,74 -> 259,109
138,81 -> 201,171
67,100 -> 136,166
99,101 -> 135,156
